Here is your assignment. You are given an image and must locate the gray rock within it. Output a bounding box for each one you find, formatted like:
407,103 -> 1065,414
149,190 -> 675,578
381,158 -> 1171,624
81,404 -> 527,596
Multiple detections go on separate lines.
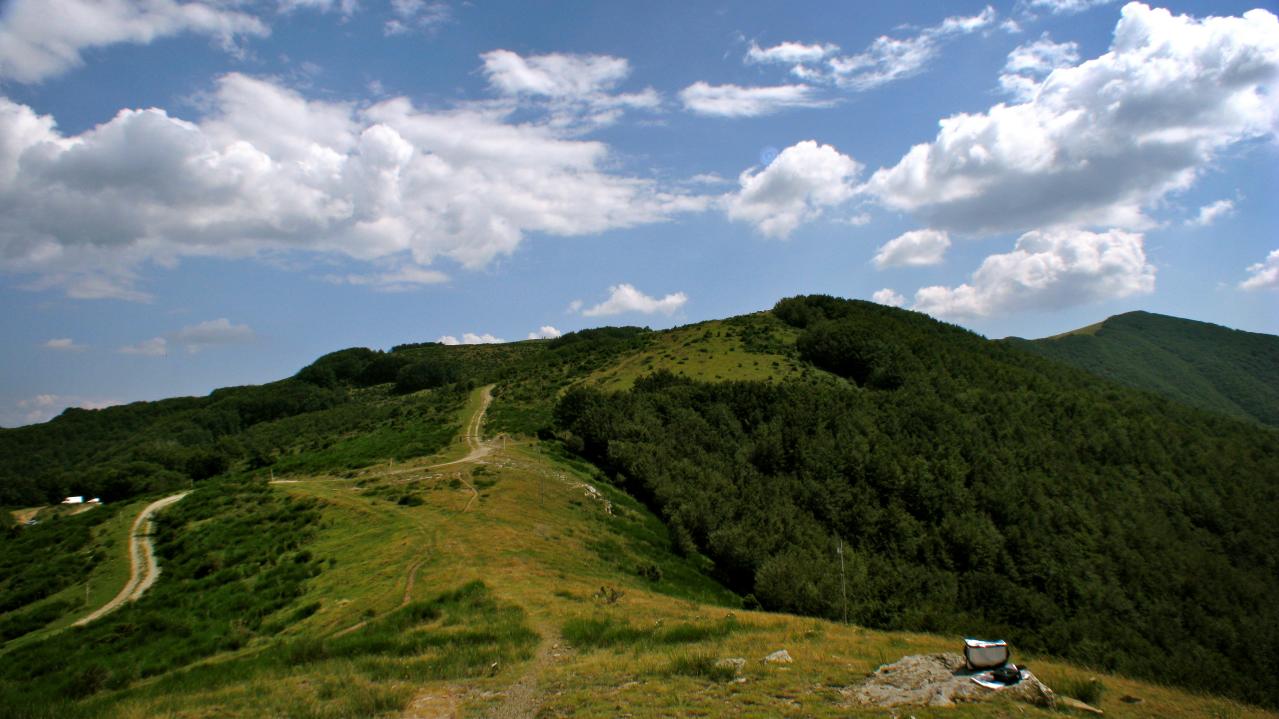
715,657 -> 746,675
763,649 -> 793,664
842,653 -> 1056,710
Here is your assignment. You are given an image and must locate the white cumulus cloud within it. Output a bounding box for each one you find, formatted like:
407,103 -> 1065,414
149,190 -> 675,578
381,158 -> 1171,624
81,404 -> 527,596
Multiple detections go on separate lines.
482,50 -> 630,98
745,41 -> 839,66
578,284 -> 687,317
43,337 -> 86,351
527,325 -> 563,340
867,4 -> 1279,235
872,288 -> 906,307
174,318 -> 254,353
1024,0 -> 1118,16
732,9 -> 996,91
278,0 -> 360,14
1239,249 -> 1279,291
1000,33 -> 1080,99
480,49 -> 660,129
8,394 -> 121,426
874,229 -> 951,268
324,266 -> 449,292
678,82 -> 832,118
911,227 -> 1155,319
826,6 -> 997,90
0,0 -> 268,83
0,73 -> 705,300
724,140 -> 861,238
1004,34 -> 1080,75
1186,199 -> 1236,227
384,0 -> 449,36
438,332 -> 503,345
118,318 -> 254,356
119,337 -> 168,356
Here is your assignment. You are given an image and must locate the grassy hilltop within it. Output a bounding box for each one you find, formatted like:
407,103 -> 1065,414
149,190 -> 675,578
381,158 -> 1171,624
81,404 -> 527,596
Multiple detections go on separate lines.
1,297 -> 1276,717
1009,310 -> 1279,427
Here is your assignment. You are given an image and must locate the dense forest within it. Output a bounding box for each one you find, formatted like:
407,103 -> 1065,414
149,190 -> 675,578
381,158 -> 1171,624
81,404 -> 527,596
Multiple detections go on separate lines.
554,296 -> 1279,707
0,371 -> 464,507
1010,311 -> 1279,427
0,326 -> 651,507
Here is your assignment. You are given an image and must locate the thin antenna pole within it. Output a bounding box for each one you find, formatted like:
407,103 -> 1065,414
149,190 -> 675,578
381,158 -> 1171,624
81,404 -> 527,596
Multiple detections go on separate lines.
838,538 -> 848,625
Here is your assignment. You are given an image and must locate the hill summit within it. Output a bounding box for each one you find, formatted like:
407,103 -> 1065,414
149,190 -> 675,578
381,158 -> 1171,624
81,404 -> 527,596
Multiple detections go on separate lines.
1011,310 -> 1279,426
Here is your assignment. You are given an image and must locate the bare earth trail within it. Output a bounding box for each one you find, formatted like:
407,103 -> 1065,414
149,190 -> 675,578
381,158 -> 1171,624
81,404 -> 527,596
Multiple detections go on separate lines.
277,385 -> 556,716
427,385 -> 496,471
419,384 -> 492,511
74,491 -> 189,626
398,385 -> 561,717
335,386 -> 496,640
481,624 -> 562,719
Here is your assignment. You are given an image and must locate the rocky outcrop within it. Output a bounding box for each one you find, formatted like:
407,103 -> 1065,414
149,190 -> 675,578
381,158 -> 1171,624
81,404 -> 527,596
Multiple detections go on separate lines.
842,653 -> 1056,709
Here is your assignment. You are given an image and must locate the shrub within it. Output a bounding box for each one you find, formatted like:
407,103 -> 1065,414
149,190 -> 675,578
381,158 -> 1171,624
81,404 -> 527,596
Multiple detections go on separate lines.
665,652 -> 738,682
1062,677 -> 1106,705
636,561 -> 663,582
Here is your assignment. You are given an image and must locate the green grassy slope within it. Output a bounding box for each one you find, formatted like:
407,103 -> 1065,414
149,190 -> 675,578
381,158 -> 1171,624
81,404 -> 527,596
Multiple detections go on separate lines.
1,387 -> 1272,718
1009,310 -> 1279,426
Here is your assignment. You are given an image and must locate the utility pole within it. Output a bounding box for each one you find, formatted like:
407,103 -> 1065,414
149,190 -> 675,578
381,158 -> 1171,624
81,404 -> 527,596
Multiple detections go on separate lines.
837,538 -> 848,625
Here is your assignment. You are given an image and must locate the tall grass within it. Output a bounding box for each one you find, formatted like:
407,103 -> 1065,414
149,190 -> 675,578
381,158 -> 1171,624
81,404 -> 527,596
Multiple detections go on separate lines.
1061,676 -> 1106,705
664,652 -> 740,683
562,613 -> 744,651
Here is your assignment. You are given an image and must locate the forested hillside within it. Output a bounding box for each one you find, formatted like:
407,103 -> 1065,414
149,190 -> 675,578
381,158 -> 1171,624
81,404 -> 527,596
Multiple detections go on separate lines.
0,378 -> 466,507
0,326 -> 653,507
1009,311 -> 1279,426
6,295 -> 1277,708
555,296 -> 1279,707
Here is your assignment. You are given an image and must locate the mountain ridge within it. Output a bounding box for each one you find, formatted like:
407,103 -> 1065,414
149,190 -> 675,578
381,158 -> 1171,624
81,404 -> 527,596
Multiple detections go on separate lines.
2,298 -> 1277,715
1009,310 -> 1279,426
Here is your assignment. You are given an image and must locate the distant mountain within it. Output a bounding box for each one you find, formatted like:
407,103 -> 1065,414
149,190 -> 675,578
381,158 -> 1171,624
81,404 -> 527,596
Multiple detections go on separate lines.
1009,311 -> 1279,427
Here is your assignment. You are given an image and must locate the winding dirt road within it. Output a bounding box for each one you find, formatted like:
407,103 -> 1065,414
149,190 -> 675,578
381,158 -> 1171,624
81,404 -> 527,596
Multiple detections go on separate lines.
428,385 -> 495,470
74,491 -> 189,626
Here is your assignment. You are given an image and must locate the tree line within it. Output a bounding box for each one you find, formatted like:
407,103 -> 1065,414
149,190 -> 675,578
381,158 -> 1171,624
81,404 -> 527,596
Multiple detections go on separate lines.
555,295 -> 1279,707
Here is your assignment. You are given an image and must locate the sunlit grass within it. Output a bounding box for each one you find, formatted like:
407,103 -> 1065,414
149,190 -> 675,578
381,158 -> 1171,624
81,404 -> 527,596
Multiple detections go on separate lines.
7,385 -> 1275,718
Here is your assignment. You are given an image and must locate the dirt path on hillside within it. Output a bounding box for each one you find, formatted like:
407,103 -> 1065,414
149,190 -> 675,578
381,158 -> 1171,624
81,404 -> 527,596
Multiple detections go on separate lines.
427,385 -> 494,470
271,385 -> 497,488
481,627 -> 562,719
74,492 -> 189,626
400,626 -> 563,719
331,550 -> 430,639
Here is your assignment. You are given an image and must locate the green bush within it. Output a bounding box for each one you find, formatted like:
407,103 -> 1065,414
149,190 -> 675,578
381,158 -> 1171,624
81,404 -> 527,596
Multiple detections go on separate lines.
665,652 -> 738,682
1062,677 -> 1106,705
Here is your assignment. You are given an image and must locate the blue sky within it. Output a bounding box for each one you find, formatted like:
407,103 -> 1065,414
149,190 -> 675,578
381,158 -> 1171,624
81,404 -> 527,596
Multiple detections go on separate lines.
1,0 -> 1276,425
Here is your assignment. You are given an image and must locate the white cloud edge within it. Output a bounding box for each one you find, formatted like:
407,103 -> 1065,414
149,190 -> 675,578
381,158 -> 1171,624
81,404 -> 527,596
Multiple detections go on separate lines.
1239,249 -> 1279,291
576,283 -> 688,317
873,229 -> 951,268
